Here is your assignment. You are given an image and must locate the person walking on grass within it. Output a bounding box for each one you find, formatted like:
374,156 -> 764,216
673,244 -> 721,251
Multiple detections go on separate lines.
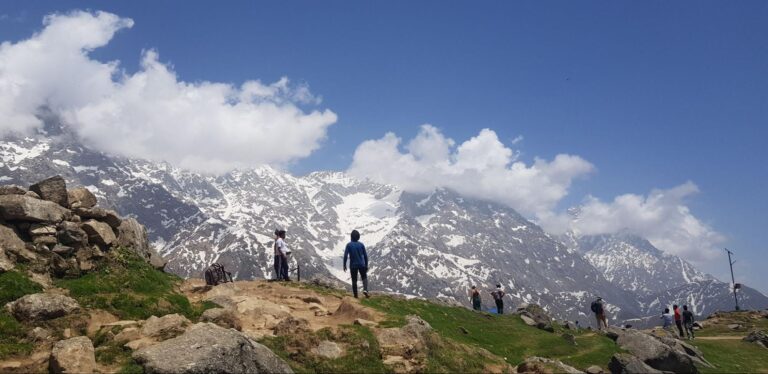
470,286 -> 482,311
591,297 -> 608,330
673,304 -> 684,338
343,230 -> 369,298
682,305 -> 695,340
272,229 -> 282,281
491,284 -> 505,314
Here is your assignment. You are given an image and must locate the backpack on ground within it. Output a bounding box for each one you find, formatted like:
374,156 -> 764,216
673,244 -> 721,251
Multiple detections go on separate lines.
591,301 -> 602,314
204,263 -> 233,286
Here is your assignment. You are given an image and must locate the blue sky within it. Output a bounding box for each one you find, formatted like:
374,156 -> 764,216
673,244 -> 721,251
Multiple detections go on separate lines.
1,1 -> 766,292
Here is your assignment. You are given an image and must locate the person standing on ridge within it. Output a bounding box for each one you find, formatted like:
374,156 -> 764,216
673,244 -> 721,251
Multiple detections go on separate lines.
673,304 -> 684,338
276,229 -> 290,281
661,307 -> 674,332
591,297 -> 608,330
491,284 -> 505,314
470,286 -> 482,311
272,229 -> 282,281
343,230 -> 369,298
682,305 -> 695,340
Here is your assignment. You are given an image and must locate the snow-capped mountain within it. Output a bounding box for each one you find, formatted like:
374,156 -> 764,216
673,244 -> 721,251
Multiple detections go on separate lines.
572,233 -> 768,323
3,124 -> 766,324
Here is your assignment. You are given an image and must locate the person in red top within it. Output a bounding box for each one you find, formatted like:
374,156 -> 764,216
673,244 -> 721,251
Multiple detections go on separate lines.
673,304 -> 684,337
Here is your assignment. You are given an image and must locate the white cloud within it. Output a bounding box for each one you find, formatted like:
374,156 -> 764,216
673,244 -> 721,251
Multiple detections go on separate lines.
347,125 -> 594,216
541,182 -> 725,263
0,10 -> 336,173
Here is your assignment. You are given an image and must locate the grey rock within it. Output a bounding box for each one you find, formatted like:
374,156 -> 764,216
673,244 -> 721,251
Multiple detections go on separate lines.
29,175 -> 69,207
73,207 -> 122,228
81,220 -> 117,247
743,330 -> 768,349
117,218 -> 152,259
57,221 -> 89,248
563,321 -> 579,330
0,194 -> 70,222
608,353 -> 663,374
133,322 -> 294,374
562,333 -> 577,346
6,293 -> 80,321
614,329 -> 698,373
200,308 -> 241,330
585,365 -> 604,374
0,185 -> 27,195
141,313 -> 190,340
67,187 -> 97,209
0,224 -> 26,255
0,248 -> 14,272
29,223 -> 57,236
311,340 -> 343,359
49,336 -> 96,374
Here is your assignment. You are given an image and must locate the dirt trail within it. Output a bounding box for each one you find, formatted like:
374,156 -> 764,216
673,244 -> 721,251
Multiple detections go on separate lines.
181,279 -> 384,339
695,336 -> 744,340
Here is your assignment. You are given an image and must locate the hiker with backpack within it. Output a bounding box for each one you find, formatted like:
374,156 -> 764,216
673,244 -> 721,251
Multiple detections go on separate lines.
591,297 -> 608,330
682,305 -> 695,340
275,229 -> 290,281
673,304 -> 684,337
490,284 -> 505,314
470,286 -> 482,311
343,229 -> 369,298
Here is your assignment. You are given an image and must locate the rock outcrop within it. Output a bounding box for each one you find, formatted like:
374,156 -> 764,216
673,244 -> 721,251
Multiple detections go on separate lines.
515,304 -> 555,332
6,293 -> 80,321
744,330 -> 768,348
608,353 -> 663,374
133,323 -> 294,374
0,176 -> 164,277
49,336 -> 96,374
610,328 -> 698,373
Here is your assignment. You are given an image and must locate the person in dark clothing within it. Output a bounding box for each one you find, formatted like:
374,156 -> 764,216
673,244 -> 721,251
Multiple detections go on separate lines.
682,305 -> 695,340
272,229 -> 282,281
673,304 -> 684,338
591,297 -> 608,330
470,286 -> 481,311
343,230 -> 369,298
491,284 -> 505,314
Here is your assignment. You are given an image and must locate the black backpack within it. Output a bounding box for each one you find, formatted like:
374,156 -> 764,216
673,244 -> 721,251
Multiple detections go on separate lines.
591,301 -> 602,314
204,263 -> 233,286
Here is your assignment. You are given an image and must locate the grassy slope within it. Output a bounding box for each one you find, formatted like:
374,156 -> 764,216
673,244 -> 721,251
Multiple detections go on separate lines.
362,296 -> 620,371
0,270 -> 43,359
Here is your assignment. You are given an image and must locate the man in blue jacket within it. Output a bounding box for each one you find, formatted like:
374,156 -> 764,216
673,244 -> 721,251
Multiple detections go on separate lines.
343,230 -> 369,298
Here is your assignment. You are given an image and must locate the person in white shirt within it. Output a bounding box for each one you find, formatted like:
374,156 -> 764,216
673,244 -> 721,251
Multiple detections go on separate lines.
275,229 -> 290,281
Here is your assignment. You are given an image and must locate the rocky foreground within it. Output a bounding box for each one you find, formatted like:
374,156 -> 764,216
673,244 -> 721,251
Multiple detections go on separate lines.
1,177 -> 768,373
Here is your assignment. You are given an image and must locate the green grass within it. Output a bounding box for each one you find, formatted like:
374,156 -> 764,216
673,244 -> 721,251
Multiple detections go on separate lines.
363,296 -> 619,370
0,310 -> 33,359
0,270 -> 43,305
693,339 -> 768,373
55,247 -> 216,321
696,313 -> 768,337
260,325 -> 391,374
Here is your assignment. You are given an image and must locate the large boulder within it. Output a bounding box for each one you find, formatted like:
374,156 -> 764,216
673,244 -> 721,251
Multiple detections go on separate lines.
49,336 -> 96,374
29,176 -> 69,207
375,315 -> 432,358
517,357 -> 584,374
200,308 -> 242,331
81,220 -> 117,247
117,218 -> 151,258
57,221 -> 89,249
743,330 -> 768,348
516,304 -> 554,332
608,353 -> 663,374
6,293 -> 80,321
0,195 -> 70,222
614,329 -> 698,373
133,322 -> 294,374
67,187 -> 97,209
141,314 -> 191,340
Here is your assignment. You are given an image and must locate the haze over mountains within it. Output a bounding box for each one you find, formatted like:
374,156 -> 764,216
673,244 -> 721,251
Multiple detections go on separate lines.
2,124 -> 767,326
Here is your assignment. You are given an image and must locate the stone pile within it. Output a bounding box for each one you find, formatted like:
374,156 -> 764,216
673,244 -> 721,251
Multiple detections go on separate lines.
0,176 -> 165,279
